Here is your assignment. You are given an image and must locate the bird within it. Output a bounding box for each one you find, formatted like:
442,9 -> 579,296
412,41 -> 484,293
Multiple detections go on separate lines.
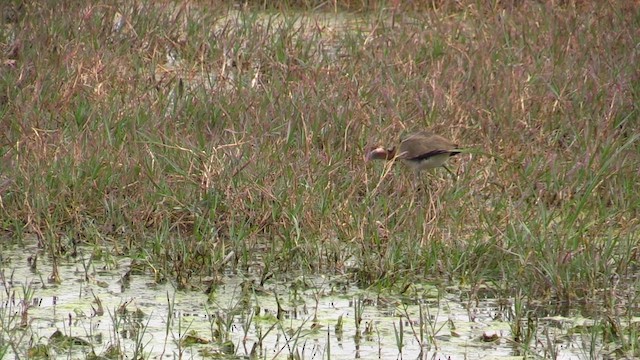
365,131 -> 460,178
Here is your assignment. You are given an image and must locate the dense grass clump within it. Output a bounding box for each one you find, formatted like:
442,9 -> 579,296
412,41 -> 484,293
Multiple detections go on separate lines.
0,0 -> 638,302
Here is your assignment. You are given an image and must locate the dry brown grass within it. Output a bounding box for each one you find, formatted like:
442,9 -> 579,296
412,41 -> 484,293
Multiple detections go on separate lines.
0,1 -> 638,301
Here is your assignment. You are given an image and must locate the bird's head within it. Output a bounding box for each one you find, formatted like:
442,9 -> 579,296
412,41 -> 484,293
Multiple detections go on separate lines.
365,145 -> 397,162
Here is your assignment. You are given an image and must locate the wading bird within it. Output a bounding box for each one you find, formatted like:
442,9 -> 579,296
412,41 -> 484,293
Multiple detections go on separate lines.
365,131 -> 460,179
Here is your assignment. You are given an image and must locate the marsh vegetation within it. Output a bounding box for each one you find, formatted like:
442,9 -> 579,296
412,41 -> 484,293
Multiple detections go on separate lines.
1,0 -> 639,358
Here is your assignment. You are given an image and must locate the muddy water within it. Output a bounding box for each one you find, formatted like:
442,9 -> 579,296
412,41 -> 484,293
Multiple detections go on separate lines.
1,241 -> 601,359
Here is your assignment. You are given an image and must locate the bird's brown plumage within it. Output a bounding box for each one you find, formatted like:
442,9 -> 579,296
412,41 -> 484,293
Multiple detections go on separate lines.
365,131 -> 459,173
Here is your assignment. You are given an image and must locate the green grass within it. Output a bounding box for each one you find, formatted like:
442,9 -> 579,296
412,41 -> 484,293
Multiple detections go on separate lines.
1,0 -> 638,307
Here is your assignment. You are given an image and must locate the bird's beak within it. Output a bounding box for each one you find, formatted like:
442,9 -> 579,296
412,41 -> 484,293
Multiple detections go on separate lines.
365,146 -> 383,162
365,152 -> 373,162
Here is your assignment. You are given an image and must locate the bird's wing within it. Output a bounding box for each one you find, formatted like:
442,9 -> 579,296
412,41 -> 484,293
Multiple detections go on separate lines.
400,133 -> 456,160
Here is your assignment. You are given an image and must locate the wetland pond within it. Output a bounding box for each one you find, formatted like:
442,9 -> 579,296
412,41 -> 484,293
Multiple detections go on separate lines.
1,241 -> 629,359
2,2 -> 639,359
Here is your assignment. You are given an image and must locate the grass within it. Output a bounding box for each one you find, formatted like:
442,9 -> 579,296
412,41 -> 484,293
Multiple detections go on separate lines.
1,0 -> 638,316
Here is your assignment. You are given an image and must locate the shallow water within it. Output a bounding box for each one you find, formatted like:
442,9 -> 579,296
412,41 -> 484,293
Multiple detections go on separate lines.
1,240 -> 619,359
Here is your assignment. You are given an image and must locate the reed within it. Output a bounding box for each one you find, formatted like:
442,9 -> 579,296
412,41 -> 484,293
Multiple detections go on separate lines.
0,0 -> 637,320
